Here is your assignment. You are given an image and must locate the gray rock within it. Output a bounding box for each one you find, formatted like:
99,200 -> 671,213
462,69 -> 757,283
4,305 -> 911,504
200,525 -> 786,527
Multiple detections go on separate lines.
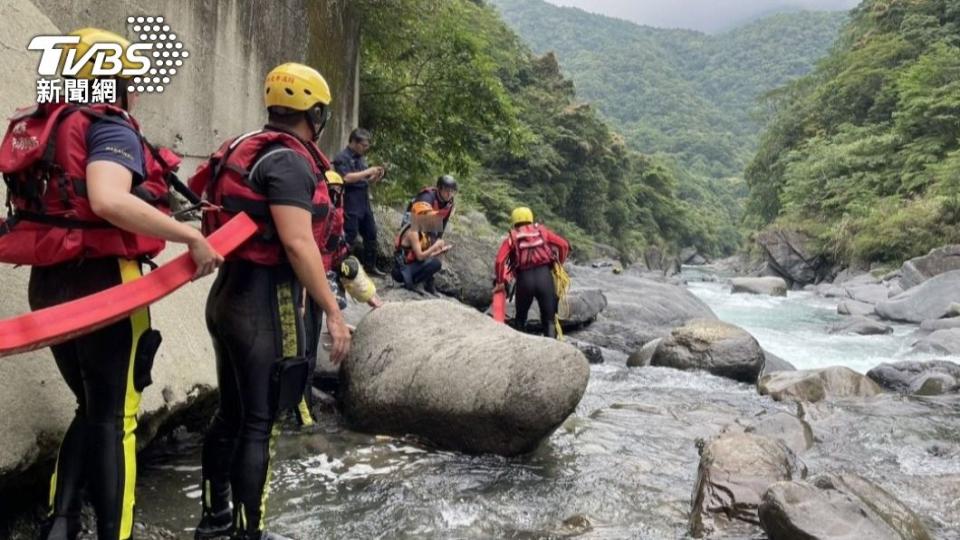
689,433 -> 805,538
730,277 -> 788,297
651,319 -> 765,383
626,338 -> 662,368
755,229 -> 831,287
745,412 -> 814,455
567,269 -> 716,354
876,270 -> 960,323
834,269 -> 876,285
339,300 -> 590,456
844,283 -> 889,305
837,300 -> 877,317
759,473 -> 932,540
758,367 -> 883,403
506,288 -> 607,332
886,281 -> 904,298
948,303 -> 960,318
867,360 -> 960,395
920,317 -> 960,333
911,328 -> 960,355
760,351 -> 797,377
569,339 -> 604,364
643,246 -> 681,276
828,317 -> 893,336
900,245 -> 960,290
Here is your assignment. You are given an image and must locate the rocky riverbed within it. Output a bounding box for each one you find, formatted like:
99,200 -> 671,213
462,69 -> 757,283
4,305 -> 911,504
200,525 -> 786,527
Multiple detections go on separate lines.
4,261 -> 960,539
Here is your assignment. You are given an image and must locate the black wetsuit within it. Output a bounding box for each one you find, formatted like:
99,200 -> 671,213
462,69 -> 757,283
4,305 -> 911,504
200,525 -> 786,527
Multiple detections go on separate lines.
198,142 -> 320,536
32,120 -> 155,540
514,264 -> 558,338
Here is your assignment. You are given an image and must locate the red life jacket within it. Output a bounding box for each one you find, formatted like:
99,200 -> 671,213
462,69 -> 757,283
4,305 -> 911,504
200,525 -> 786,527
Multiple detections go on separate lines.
510,224 -> 556,271
394,224 -> 433,265
321,200 -> 348,270
0,102 -> 175,266
189,129 -> 332,266
400,186 -> 455,234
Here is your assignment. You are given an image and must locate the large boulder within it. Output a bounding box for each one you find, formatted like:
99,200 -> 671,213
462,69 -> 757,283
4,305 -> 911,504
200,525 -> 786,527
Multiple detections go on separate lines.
730,277 -> 788,297
911,328 -> 960,356
920,316 -> 960,333
643,246 -> 681,276
689,434 -> 804,538
867,360 -> 960,395
844,283 -> 890,305
755,229 -> 831,287
760,473 -> 932,540
506,288 -> 607,332
900,245 -> 960,290
567,269 -> 716,354
758,367 -> 883,403
0,243 -> 218,495
875,270 -> 960,324
828,316 -> 893,336
339,300 -> 590,456
722,412 -> 814,455
650,319 -> 765,383
837,300 -> 876,317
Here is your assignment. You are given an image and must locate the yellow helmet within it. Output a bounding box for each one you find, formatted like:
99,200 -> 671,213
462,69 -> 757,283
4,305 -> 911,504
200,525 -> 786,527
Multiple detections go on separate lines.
511,207 -> 534,226
264,63 -> 332,111
64,28 -> 137,80
325,170 -> 344,185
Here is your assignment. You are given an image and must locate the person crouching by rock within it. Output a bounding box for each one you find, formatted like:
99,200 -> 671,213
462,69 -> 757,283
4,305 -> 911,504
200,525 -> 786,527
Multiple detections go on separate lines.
494,207 -> 571,339
393,201 -> 451,294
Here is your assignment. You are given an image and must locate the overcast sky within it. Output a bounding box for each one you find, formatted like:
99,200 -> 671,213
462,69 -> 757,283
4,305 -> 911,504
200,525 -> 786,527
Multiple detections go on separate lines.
544,0 -> 860,33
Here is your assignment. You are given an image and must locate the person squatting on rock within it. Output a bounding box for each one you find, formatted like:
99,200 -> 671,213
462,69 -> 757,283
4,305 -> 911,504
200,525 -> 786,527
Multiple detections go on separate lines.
189,63 -> 351,540
392,201 -> 452,294
494,207 -> 571,339
0,28 -> 223,540
332,128 -> 387,276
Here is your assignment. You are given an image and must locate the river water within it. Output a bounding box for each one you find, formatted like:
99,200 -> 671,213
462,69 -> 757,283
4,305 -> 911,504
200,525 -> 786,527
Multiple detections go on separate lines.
136,267 -> 960,539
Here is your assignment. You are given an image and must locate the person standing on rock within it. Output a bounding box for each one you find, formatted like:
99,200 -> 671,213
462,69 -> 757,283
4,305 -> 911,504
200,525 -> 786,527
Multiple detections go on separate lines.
333,128 -> 387,276
0,28 -> 223,540
494,207 -> 571,338
189,63 -> 351,540
393,201 -> 451,294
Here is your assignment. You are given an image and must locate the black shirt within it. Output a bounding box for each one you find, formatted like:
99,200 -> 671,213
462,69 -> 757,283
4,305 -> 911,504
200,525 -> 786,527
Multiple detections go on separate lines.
248,144 -> 317,211
86,119 -> 145,184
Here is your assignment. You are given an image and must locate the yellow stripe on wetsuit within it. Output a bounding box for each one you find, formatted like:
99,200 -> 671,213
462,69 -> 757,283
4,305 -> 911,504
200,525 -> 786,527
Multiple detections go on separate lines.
119,258 -> 149,540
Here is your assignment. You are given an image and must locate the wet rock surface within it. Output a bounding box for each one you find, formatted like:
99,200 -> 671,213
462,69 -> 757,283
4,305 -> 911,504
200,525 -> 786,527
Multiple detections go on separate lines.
900,244 -> 960,290
505,288 -> 607,332
828,316 -> 893,336
730,277 -> 788,297
867,360 -> 960,395
651,319 -> 766,383
876,270 -> 960,323
760,473 -> 932,540
689,433 -> 805,537
758,366 -> 883,403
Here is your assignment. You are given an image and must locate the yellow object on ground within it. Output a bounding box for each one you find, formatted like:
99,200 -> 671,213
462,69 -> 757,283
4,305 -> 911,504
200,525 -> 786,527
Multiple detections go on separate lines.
340,256 -> 377,303
552,262 -> 571,341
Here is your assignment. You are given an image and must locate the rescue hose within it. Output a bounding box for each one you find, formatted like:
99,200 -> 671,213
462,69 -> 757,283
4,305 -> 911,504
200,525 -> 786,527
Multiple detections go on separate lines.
0,213 -> 258,358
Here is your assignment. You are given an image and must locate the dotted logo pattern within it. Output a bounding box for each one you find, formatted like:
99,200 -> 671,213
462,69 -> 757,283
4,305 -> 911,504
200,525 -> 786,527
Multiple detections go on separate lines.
125,16 -> 189,94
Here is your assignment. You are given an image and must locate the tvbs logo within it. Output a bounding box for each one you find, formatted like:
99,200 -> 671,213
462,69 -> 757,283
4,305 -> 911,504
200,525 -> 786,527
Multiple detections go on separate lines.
30,16 -> 189,103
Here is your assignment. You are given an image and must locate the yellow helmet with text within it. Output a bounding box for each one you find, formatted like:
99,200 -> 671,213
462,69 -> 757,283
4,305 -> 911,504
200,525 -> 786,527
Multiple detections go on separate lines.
64,28 -> 138,80
264,63 -> 332,111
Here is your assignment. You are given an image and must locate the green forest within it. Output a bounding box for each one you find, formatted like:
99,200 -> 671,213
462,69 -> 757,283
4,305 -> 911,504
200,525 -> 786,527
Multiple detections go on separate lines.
354,0 -> 744,258
747,0 -> 960,265
490,0 -> 846,180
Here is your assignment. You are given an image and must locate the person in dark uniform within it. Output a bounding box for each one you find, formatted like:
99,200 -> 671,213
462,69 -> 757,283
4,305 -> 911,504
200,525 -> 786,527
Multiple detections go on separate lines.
332,128 -> 386,276
193,63 -> 350,540
0,29 -> 222,540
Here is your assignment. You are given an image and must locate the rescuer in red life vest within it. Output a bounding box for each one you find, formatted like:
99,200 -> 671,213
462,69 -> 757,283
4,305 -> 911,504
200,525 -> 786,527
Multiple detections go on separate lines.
188,63 -> 350,540
494,207 -> 570,339
0,28 -> 222,540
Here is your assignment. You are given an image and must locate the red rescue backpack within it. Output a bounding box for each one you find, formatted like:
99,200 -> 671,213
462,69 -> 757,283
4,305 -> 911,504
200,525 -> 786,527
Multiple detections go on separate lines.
321,201 -> 348,271
0,102 -> 175,266
189,129 -> 333,266
510,223 -> 556,271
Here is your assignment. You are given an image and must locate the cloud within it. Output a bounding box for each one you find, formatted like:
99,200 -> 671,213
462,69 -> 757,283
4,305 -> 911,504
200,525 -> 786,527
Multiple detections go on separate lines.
544,0 -> 859,33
